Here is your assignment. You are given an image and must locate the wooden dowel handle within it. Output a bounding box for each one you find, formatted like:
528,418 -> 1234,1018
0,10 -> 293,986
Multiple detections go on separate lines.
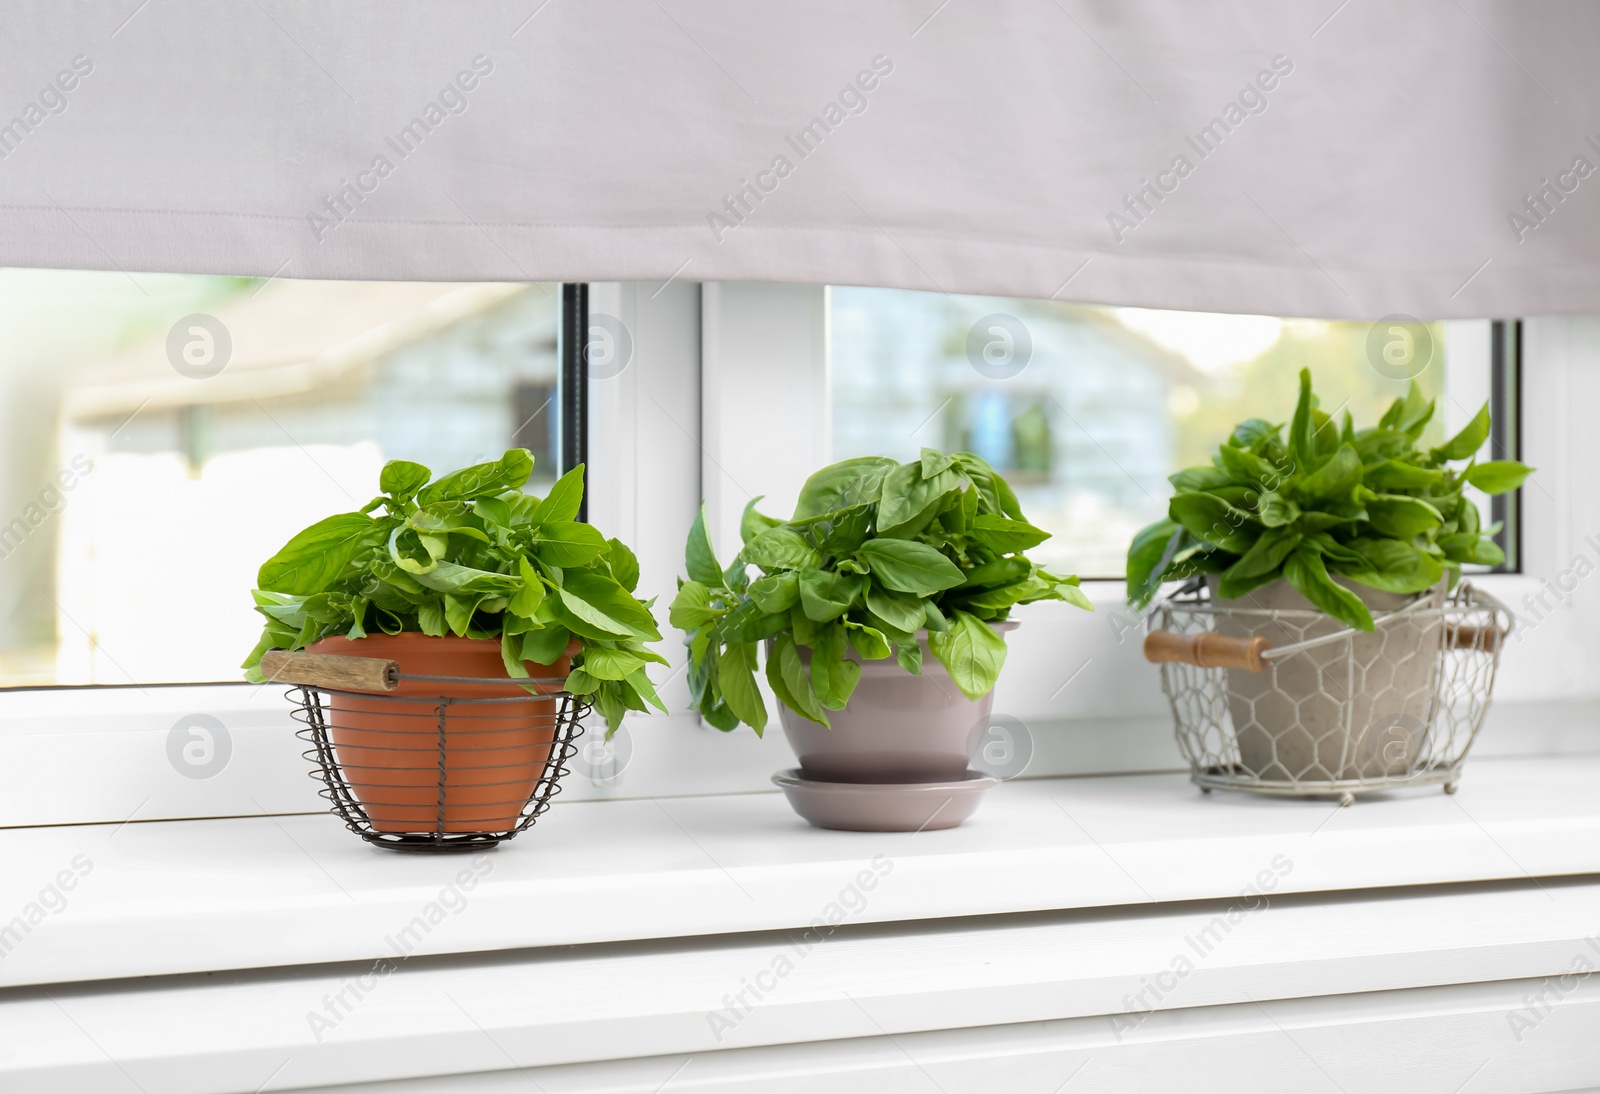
1445,624 -> 1503,653
259,650 -> 400,692
1144,630 -> 1269,672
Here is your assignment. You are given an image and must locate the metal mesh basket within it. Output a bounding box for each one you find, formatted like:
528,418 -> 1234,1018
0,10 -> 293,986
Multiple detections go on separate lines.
263,650 -> 587,851
1143,578 -> 1512,805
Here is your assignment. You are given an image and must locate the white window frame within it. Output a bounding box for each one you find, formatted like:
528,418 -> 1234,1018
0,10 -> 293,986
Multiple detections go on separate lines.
3,289 -> 1596,828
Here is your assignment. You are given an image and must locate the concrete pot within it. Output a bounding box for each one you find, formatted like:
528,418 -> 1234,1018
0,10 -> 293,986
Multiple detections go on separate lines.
776,622 -> 1017,784
1208,575 -> 1445,782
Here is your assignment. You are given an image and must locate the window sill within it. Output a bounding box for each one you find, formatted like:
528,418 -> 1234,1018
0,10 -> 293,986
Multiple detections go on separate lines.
3,753 -> 1598,991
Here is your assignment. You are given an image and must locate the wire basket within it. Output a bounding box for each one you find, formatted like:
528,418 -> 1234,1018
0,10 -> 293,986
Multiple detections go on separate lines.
261,650 -> 587,851
1143,578 -> 1512,806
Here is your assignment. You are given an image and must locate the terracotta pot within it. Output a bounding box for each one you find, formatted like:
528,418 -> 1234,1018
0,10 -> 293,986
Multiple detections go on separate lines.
1208,576 -> 1445,782
776,622 -> 1018,784
307,633 -> 575,835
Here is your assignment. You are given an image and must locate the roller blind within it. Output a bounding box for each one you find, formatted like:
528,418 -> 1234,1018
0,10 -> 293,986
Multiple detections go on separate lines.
2,1 -> 1596,318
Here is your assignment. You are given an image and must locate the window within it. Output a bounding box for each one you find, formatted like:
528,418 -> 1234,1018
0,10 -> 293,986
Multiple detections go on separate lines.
829,287 -> 1517,579
0,272 -> 566,688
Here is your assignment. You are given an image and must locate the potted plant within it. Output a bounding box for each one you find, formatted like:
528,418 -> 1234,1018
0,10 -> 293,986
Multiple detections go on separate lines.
1127,369 -> 1532,782
243,449 -> 664,834
672,448 -> 1089,827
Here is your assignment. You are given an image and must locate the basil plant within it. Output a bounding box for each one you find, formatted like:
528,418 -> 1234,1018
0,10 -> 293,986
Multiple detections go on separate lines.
671,449 -> 1090,735
1127,369 -> 1533,631
242,449 -> 663,735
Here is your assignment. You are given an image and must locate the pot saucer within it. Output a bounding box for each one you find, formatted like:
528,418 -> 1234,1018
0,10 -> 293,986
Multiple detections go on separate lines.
771,768 -> 1000,832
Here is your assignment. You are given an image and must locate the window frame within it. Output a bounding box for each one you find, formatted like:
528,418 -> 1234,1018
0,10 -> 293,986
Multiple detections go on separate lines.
1,287 -> 1589,831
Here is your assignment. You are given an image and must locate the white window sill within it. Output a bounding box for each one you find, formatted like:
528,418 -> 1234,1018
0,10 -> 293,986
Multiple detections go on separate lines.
5,752 -> 1600,1091
4,752 -> 1598,991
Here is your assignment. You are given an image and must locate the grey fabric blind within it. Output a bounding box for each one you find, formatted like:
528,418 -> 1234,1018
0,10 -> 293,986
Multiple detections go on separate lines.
1,0 -> 1595,318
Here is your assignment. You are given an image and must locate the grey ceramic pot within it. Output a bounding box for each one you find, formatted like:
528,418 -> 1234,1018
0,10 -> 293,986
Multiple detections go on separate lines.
777,621 -> 1018,784
1208,575 -> 1445,782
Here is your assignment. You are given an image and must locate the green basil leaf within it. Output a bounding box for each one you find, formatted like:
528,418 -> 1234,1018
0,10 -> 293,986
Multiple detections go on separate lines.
499,633 -> 529,679
1472,536 -> 1506,566
685,505 -> 723,585
954,452 -> 1025,519
1288,369 -> 1316,472
604,538 -> 641,592
857,539 -> 965,595
532,464 -> 585,524
798,568 -> 864,622
419,449 -> 533,505
952,580 -> 1032,613
1433,403 -> 1490,461
749,570 -> 802,614
793,456 -> 898,521
564,667 -> 601,695
968,514 -> 1052,553
1215,567 -> 1283,600
1282,546 -> 1374,632
1169,465 -> 1233,493
740,496 -> 781,545
1216,443 -> 1282,488
813,504 -> 874,556
699,697 -> 741,732
1336,538 -> 1443,594
1303,532 -> 1366,570
716,599 -> 791,643
417,599 -> 447,637
716,642 -> 767,732
622,667 -> 667,715
521,624 -> 572,665
559,571 -> 661,640
896,639 -> 923,675
1168,492 -> 1256,554
412,561 -> 521,596
1126,519 -> 1185,608
1394,381 -> 1435,437
927,610 -> 1008,700
744,526 -> 822,571
865,583 -> 926,633
581,647 -> 647,681
845,622 -> 891,659
877,461 -> 961,537
1464,460 -> 1533,495
1256,492 -> 1301,528
1365,460 -> 1443,491
1226,526 -> 1302,580
443,593 -> 478,637
379,460 -> 431,501
1293,444 -> 1362,504
955,556 -> 1031,591
530,521 -> 607,567
669,581 -> 719,631
921,447 -> 957,479
508,557 -> 546,616
766,633 -> 828,727
469,498 -> 509,531
257,513 -> 382,595
1364,495 -> 1443,539
809,625 -> 861,710
1230,418 -> 1279,450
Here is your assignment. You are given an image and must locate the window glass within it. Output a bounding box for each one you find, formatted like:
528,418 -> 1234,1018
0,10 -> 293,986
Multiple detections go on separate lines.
829,286 -> 1455,578
0,271 -> 561,687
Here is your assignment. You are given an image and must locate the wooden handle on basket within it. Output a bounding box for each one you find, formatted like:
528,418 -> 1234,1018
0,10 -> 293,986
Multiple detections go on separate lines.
259,650 -> 400,692
1445,623 -> 1503,653
1143,630 -> 1269,672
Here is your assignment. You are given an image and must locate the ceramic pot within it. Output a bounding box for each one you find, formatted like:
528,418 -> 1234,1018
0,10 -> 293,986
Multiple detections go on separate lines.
307,633 -> 573,834
1208,576 -> 1445,782
776,622 -> 1018,784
